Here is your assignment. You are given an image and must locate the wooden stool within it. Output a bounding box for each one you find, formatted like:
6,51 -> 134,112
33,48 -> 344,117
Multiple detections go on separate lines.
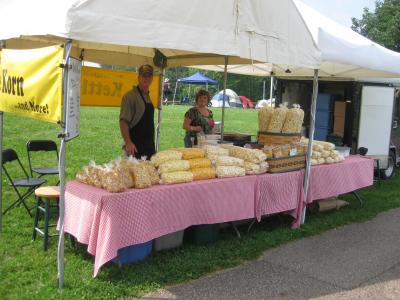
32,186 -> 60,251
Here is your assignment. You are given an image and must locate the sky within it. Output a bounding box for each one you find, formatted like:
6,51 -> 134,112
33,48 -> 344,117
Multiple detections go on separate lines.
301,0 -> 376,27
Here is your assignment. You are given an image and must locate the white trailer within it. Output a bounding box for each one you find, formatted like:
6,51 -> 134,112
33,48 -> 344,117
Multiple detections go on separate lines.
276,79 -> 399,178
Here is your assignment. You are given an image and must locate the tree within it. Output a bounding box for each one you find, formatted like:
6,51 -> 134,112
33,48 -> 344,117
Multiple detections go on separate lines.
352,0 -> 400,51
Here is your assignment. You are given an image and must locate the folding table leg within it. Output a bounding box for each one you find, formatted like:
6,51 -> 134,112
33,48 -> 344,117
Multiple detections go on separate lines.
247,219 -> 256,233
230,222 -> 241,238
352,191 -> 363,206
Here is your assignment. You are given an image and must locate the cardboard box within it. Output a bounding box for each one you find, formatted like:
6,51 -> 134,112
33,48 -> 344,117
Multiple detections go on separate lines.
333,116 -> 345,137
334,102 -> 346,117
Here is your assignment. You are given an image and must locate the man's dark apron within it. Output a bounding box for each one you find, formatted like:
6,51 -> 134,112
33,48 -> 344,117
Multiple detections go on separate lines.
129,88 -> 155,159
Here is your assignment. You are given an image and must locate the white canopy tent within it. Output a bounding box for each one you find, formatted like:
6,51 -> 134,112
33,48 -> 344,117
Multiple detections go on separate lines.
194,0 -> 400,79
0,0 -> 323,288
192,0 -> 400,225
0,0 -> 321,69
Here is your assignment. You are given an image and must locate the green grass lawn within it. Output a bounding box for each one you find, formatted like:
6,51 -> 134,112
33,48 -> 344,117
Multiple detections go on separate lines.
0,106 -> 399,299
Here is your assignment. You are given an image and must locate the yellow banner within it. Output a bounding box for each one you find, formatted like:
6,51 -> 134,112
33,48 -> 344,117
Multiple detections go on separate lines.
81,67 -> 160,108
0,46 -> 63,123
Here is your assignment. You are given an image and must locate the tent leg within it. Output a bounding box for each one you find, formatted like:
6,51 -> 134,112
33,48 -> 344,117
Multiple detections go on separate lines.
269,75 -> 274,107
156,68 -> 165,152
262,80 -> 266,100
301,69 -> 319,224
220,56 -> 229,141
0,111 -> 3,233
172,81 -> 177,105
58,38 -> 73,289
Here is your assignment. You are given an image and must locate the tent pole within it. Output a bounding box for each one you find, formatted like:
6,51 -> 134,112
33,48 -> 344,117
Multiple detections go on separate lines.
262,80 -> 266,100
156,68 -> 165,152
58,38 -> 73,289
269,75 -> 274,107
0,111 -> 3,233
172,81 -> 177,105
301,69 -> 319,224
220,56 -> 228,141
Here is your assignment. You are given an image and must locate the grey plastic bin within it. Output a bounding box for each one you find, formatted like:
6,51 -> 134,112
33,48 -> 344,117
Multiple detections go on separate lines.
154,230 -> 184,251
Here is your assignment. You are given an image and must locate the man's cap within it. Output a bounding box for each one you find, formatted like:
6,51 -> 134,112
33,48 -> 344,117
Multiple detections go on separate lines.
139,64 -> 154,76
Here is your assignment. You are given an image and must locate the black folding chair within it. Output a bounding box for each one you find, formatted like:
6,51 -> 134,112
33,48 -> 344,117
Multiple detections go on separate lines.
2,148 -> 46,216
26,140 -> 59,178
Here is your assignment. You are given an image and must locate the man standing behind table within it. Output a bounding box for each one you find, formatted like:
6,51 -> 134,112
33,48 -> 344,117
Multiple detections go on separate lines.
119,64 -> 156,159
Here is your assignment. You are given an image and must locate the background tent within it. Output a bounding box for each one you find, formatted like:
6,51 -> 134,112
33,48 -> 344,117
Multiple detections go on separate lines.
255,98 -> 275,108
239,96 -> 255,109
211,89 -> 242,108
177,72 -> 218,85
172,72 -> 218,104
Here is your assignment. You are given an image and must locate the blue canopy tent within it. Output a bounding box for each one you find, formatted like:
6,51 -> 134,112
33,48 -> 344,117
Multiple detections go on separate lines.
172,72 -> 218,104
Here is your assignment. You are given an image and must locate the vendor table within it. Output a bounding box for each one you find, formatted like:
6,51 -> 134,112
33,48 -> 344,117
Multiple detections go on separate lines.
306,155 -> 374,202
255,170 -> 305,222
64,175 -> 258,276
63,155 -> 373,276
255,155 -> 374,228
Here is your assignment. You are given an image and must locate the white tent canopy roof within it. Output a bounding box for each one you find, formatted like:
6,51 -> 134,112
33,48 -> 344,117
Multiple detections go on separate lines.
0,0 -> 320,69
194,0 -> 400,79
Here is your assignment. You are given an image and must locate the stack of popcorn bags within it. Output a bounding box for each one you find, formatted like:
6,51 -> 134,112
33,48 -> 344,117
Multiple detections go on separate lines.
151,150 -> 193,185
76,144 -> 269,192
224,145 -> 268,175
76,156 -> 160,192
301,138 -> 345,165
177,148 -> 216,181
202,145 -> 244,178
152,148 -> 216,184
258,103 -> 304,134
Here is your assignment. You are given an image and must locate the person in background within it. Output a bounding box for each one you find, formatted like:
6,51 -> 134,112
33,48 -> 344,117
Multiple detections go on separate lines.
119,64 -> 156,159
182,89 -> 215,147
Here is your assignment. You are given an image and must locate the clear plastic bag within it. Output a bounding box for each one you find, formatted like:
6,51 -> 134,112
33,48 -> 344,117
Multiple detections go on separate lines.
188,158 -> 212,169
176,147 -> 205,159
160,171 -> 193,185
150,150 -> 183,167
258,106 -> 275,132
244,162 -> 268,175
140,160 -> 160,185
130,161 -> 152,189
190,168 -> 216,180
215,155 -> 245,167
267,104 -> 288,133
101,164 -> 127,193
158,160 -> 190,174
216,166 -> 246,178
229,146 -> 267,164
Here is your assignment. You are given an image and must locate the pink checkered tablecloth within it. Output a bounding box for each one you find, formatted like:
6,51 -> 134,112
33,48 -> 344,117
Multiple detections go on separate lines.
255,155 -> 374,229
64,175 -> 258,277
306,155 -> 374,202
63,155 -> 373,276
255,170 -> 305,221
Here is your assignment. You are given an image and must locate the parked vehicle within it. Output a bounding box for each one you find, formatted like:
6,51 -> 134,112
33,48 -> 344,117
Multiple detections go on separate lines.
276,79 -> 400,178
